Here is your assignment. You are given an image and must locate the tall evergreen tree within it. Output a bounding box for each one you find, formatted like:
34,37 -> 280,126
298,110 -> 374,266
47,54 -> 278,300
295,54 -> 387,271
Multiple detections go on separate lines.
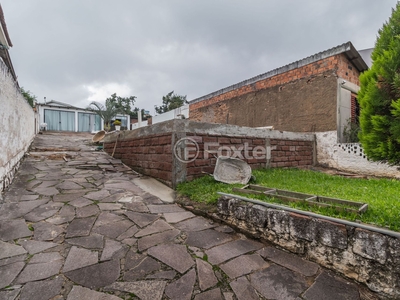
358,3 -> 400,163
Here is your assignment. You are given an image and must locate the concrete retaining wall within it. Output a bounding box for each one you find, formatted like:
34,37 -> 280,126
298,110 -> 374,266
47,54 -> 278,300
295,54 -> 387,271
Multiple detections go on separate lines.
217,196 -> 400,298
0,60 -> 35,192
103,120 -> 316,187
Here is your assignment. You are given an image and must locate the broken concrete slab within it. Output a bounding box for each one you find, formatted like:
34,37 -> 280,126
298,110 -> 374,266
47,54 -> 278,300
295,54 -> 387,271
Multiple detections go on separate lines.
148,244 -> 194,274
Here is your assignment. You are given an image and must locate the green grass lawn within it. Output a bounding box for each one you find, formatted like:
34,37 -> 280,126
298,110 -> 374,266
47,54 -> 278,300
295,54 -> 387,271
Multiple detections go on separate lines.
176,168 -> 400,231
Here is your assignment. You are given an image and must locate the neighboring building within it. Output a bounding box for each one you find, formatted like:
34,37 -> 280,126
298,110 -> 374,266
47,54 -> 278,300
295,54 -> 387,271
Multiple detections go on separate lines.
36,100 -> 130,132
189,41 -> 368,143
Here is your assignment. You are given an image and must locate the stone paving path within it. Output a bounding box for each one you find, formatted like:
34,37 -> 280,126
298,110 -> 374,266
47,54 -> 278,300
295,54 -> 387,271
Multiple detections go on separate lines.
0,133 -> 377,300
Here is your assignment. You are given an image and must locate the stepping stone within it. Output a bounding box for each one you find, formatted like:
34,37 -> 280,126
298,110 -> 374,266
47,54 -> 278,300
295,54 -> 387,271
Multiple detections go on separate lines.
124,211 -> 159,228
65,259 -> 120,289
147,270 -> 177,280
0,261 -> 25,289
65,216 -> 96,238
230,276 -> 260,300
68,198 -> 93,208
67,285 -> 121,300
125,201 -> 149,212
124,256 -> 160,280
250,264 -> 309,300
66,234 -> 104,250
76,205 -> 100,218
303,271 -> 360,300
258,247 -> 319,277
174,216 -> 217,232
83,190 -> 110,201
186,229 -> 234,249
92,220 -> 134,239
0,219 -> 32,241
20,276 -> 64,300
63,246 -> 98,272
147,204 -> 185,214
163,211 -> 195,223
194,288 -> 223,300
53,192 -> 86,203
16,259 -> 63,284
165,268 -> 196,300
29,252 -> 63,264
205,239 -> 264,265
100,239 -> 126,261
106,281 -> 166,300
135,219 -> 174,238
19,240 -> 58,255
117,225 -> 139,241
220,254 -> 269,279
148,244 -> 194,274
98,203 -> 123,211
138,229 -> 180,252
196,258 -> 218,291
33,222 -> 64,241
0,240 -> 27,259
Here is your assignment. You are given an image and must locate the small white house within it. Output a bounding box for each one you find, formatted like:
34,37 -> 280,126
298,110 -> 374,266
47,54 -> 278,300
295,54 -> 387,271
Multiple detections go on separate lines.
36,100 -> 130,132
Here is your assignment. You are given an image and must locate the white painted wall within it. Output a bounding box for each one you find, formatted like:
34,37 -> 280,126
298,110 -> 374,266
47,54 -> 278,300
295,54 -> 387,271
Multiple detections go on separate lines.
316,131 -> 400,178
0,59 -> 36,192
152,104 -> 189,125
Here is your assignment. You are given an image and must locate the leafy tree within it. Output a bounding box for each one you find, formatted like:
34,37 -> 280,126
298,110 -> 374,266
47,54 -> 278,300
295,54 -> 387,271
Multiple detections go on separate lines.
106,93 -> 136,115
155,91 -> 188,114
20,87 -> 36,107
358,3 -> 400,163
131,107 -> 152,120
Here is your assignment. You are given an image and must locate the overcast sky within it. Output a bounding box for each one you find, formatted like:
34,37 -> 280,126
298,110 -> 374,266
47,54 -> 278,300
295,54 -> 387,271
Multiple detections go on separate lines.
1,1 -> 398,114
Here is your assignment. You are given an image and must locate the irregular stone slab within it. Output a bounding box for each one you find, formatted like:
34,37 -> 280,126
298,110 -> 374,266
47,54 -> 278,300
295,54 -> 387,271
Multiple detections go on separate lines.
147,204 -> 185,214
125,201 -> 149,212
118,196 -> 134,203
0,199 -> 49,220
24,203 -> 61,222
65,216 -> 96,238
303,271 -> 360,300
106,281 -> 166,300
46,205 -> 75,224
147,270 -> 177,280
76,205 -> 100,218
33,222 -> 64,241
66,234 -> 104,250
19,240 -> 58,255
0,219 -> 32,241
20,276 -> 64,300
250,264 -> 308,300
205,239 -> 264,265
29,252 -> 63,264
230,276 -> 260,300
20,194 -> 39,201
220,254 -> 269,279
124,211 -> 159,228
0,240 -> 28,259
165,268 -> 196,300
56,181 -> 83,190
174,216 -> 217,232
65,259 -> 120,289
63,246 -> 98,272
100,239 -> 126,261
83,189 -> 110,201
138,229 -> 180,252
98,203 -> 123,211
148,244 -> 194,274
194,288 -> 223,300
186,229 -> 234,250
135,219 -> 174,238
92,220 -> 134,239
196,258 -> 218,291
163,211 -> 195,223
67,285 -> 121,300
94,212 -> 124,226
124,256 -> 160,280
0,289 -> 20,300
0,254 -> 26,267
0,261 -> 25,289
258,247 -> 319,277
16,259 -> 63,283
117,225 -> 139,241
53,192 -> 86,203
104,181 -> 143,194
68,198 -> 93,208
32,186 -> 59,196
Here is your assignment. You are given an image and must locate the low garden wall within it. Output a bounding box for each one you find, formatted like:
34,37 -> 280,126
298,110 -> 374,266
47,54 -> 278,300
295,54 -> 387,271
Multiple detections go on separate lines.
217,195 -> 400,298
103,119 -> 316,187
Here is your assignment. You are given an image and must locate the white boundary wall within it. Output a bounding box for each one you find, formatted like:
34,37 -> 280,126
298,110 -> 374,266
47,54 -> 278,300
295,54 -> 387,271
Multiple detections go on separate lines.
316,131 -> 400,178
0,59 -> 35,192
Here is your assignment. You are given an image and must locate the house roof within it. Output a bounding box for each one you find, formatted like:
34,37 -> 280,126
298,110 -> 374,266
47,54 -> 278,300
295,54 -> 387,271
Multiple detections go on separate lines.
40,100 -> 82,110
189,41 -> 368,105
0,4 -> 17,82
